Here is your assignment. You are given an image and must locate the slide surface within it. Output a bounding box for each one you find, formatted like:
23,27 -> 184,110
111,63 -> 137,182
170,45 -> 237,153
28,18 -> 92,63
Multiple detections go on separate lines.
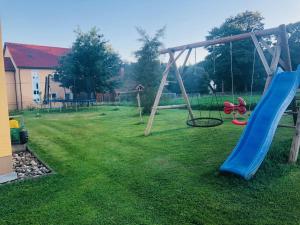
220,67 -> 300,180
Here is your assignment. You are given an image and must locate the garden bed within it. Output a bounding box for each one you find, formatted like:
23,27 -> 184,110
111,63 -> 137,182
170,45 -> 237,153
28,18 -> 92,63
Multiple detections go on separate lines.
12,150 -> 51,180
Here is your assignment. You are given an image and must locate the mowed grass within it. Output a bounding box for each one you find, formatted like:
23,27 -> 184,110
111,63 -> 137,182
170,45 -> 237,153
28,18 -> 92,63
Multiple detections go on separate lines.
118,93 -> 262,110
0,106 -> 300,225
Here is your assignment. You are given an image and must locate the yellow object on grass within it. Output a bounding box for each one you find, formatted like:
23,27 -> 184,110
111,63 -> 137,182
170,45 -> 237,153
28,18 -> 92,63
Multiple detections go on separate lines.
9,119 -> 20,128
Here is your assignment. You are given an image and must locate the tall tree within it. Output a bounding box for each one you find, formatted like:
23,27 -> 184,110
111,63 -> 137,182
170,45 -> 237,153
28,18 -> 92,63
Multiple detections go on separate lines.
204,11 -> 266,92
55,27 -> 122,99
160,62 -> 210,94
134,27 -> 165,114
185,63 -> 210,94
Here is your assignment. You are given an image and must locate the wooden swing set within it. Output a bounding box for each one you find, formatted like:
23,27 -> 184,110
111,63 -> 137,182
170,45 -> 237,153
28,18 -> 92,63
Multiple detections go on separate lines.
144,24 -> 300,163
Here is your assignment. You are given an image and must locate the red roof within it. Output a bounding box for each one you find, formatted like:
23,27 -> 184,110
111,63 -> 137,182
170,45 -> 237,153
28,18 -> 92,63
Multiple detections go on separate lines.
5,42 -> 70,69
4,57 -> 15,71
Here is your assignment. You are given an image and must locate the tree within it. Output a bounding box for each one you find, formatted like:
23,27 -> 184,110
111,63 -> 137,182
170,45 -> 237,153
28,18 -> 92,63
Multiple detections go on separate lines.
204,11 -> 266,92
134,27 -> 165,114
118,62 -> 135,90
55,27 -> 122,99
287,22 -> 300,70
178,63 -> 209,94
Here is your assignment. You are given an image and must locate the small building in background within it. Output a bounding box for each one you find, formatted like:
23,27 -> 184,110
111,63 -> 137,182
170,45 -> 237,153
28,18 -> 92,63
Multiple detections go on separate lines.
3,42 -> 72,110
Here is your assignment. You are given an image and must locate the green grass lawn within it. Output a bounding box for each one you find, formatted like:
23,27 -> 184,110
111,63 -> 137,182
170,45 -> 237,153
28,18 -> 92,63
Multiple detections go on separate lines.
1,106 -> 300,225
120,93 -> 262,111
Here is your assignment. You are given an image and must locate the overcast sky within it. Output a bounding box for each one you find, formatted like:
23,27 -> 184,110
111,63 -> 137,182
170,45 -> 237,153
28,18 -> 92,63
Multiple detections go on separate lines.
1,0 -> 299,64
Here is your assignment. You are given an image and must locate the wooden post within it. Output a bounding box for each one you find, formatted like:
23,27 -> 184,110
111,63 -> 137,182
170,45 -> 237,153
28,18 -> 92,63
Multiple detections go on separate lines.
279,25 -> 300,163
279,25 -> 292,71
279,25 -> 296,124
289,111 -> 300,162
136,92 -> 143,123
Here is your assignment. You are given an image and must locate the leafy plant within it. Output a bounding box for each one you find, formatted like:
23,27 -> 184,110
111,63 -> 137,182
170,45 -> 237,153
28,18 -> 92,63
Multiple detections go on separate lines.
134,27 -> 165,114
55,27 -> 122,100
204,11 -> 266,92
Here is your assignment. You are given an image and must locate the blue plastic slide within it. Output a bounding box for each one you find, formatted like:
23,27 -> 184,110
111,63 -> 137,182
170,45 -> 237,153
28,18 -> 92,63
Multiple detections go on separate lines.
220,67 -> 300,180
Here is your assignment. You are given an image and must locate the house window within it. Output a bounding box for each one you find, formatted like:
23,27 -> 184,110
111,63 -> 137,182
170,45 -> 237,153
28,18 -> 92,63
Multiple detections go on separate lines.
32,71 -> 40,103
65,93 -> 70,100
51,93 -> 57,99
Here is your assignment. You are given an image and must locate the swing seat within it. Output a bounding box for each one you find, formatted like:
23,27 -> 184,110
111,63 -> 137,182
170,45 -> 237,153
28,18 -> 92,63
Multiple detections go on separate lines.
223,98 -> 247,115
232,119 -> 247,126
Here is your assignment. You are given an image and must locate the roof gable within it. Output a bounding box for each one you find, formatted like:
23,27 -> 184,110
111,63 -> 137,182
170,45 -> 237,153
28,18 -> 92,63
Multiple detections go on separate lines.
4,57 -> 15,72
5,42 -> 70,69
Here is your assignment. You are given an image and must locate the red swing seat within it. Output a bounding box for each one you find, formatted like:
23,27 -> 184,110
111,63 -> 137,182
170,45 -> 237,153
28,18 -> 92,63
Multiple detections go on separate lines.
224,97 -> 248,126
232,119 -> 247,126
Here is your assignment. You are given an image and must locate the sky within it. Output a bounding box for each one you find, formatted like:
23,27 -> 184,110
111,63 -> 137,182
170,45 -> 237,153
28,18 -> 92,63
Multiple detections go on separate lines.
0,0 -> 299,64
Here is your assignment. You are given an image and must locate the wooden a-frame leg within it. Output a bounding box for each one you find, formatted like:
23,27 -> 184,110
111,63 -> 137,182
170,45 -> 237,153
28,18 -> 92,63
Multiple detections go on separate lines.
263,43 -> 281,93
169,51 -> 195,123
260,38 -> 288,70
144,58 -> 173,136
251,33 -> 272,76
144,48 -> 189,136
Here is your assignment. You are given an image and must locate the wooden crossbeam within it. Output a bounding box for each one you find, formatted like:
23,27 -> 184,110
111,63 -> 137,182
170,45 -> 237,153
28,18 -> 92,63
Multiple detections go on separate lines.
157,104 -> 187,110
279,124 -> 296,129
160,27 -> 280,54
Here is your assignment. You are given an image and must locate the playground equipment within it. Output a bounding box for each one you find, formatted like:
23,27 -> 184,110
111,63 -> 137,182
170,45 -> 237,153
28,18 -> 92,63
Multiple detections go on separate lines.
223,97 -> 247,125
0,24 -> 17,183
144,24 -> 300,179
220,67 -> 300,179
186,84 -> 223,127
224,41 -> 256,126
186,49 -> 223,128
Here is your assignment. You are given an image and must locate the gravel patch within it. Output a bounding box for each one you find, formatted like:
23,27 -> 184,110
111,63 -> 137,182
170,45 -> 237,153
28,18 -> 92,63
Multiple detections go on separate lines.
12,151 -> 51,180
